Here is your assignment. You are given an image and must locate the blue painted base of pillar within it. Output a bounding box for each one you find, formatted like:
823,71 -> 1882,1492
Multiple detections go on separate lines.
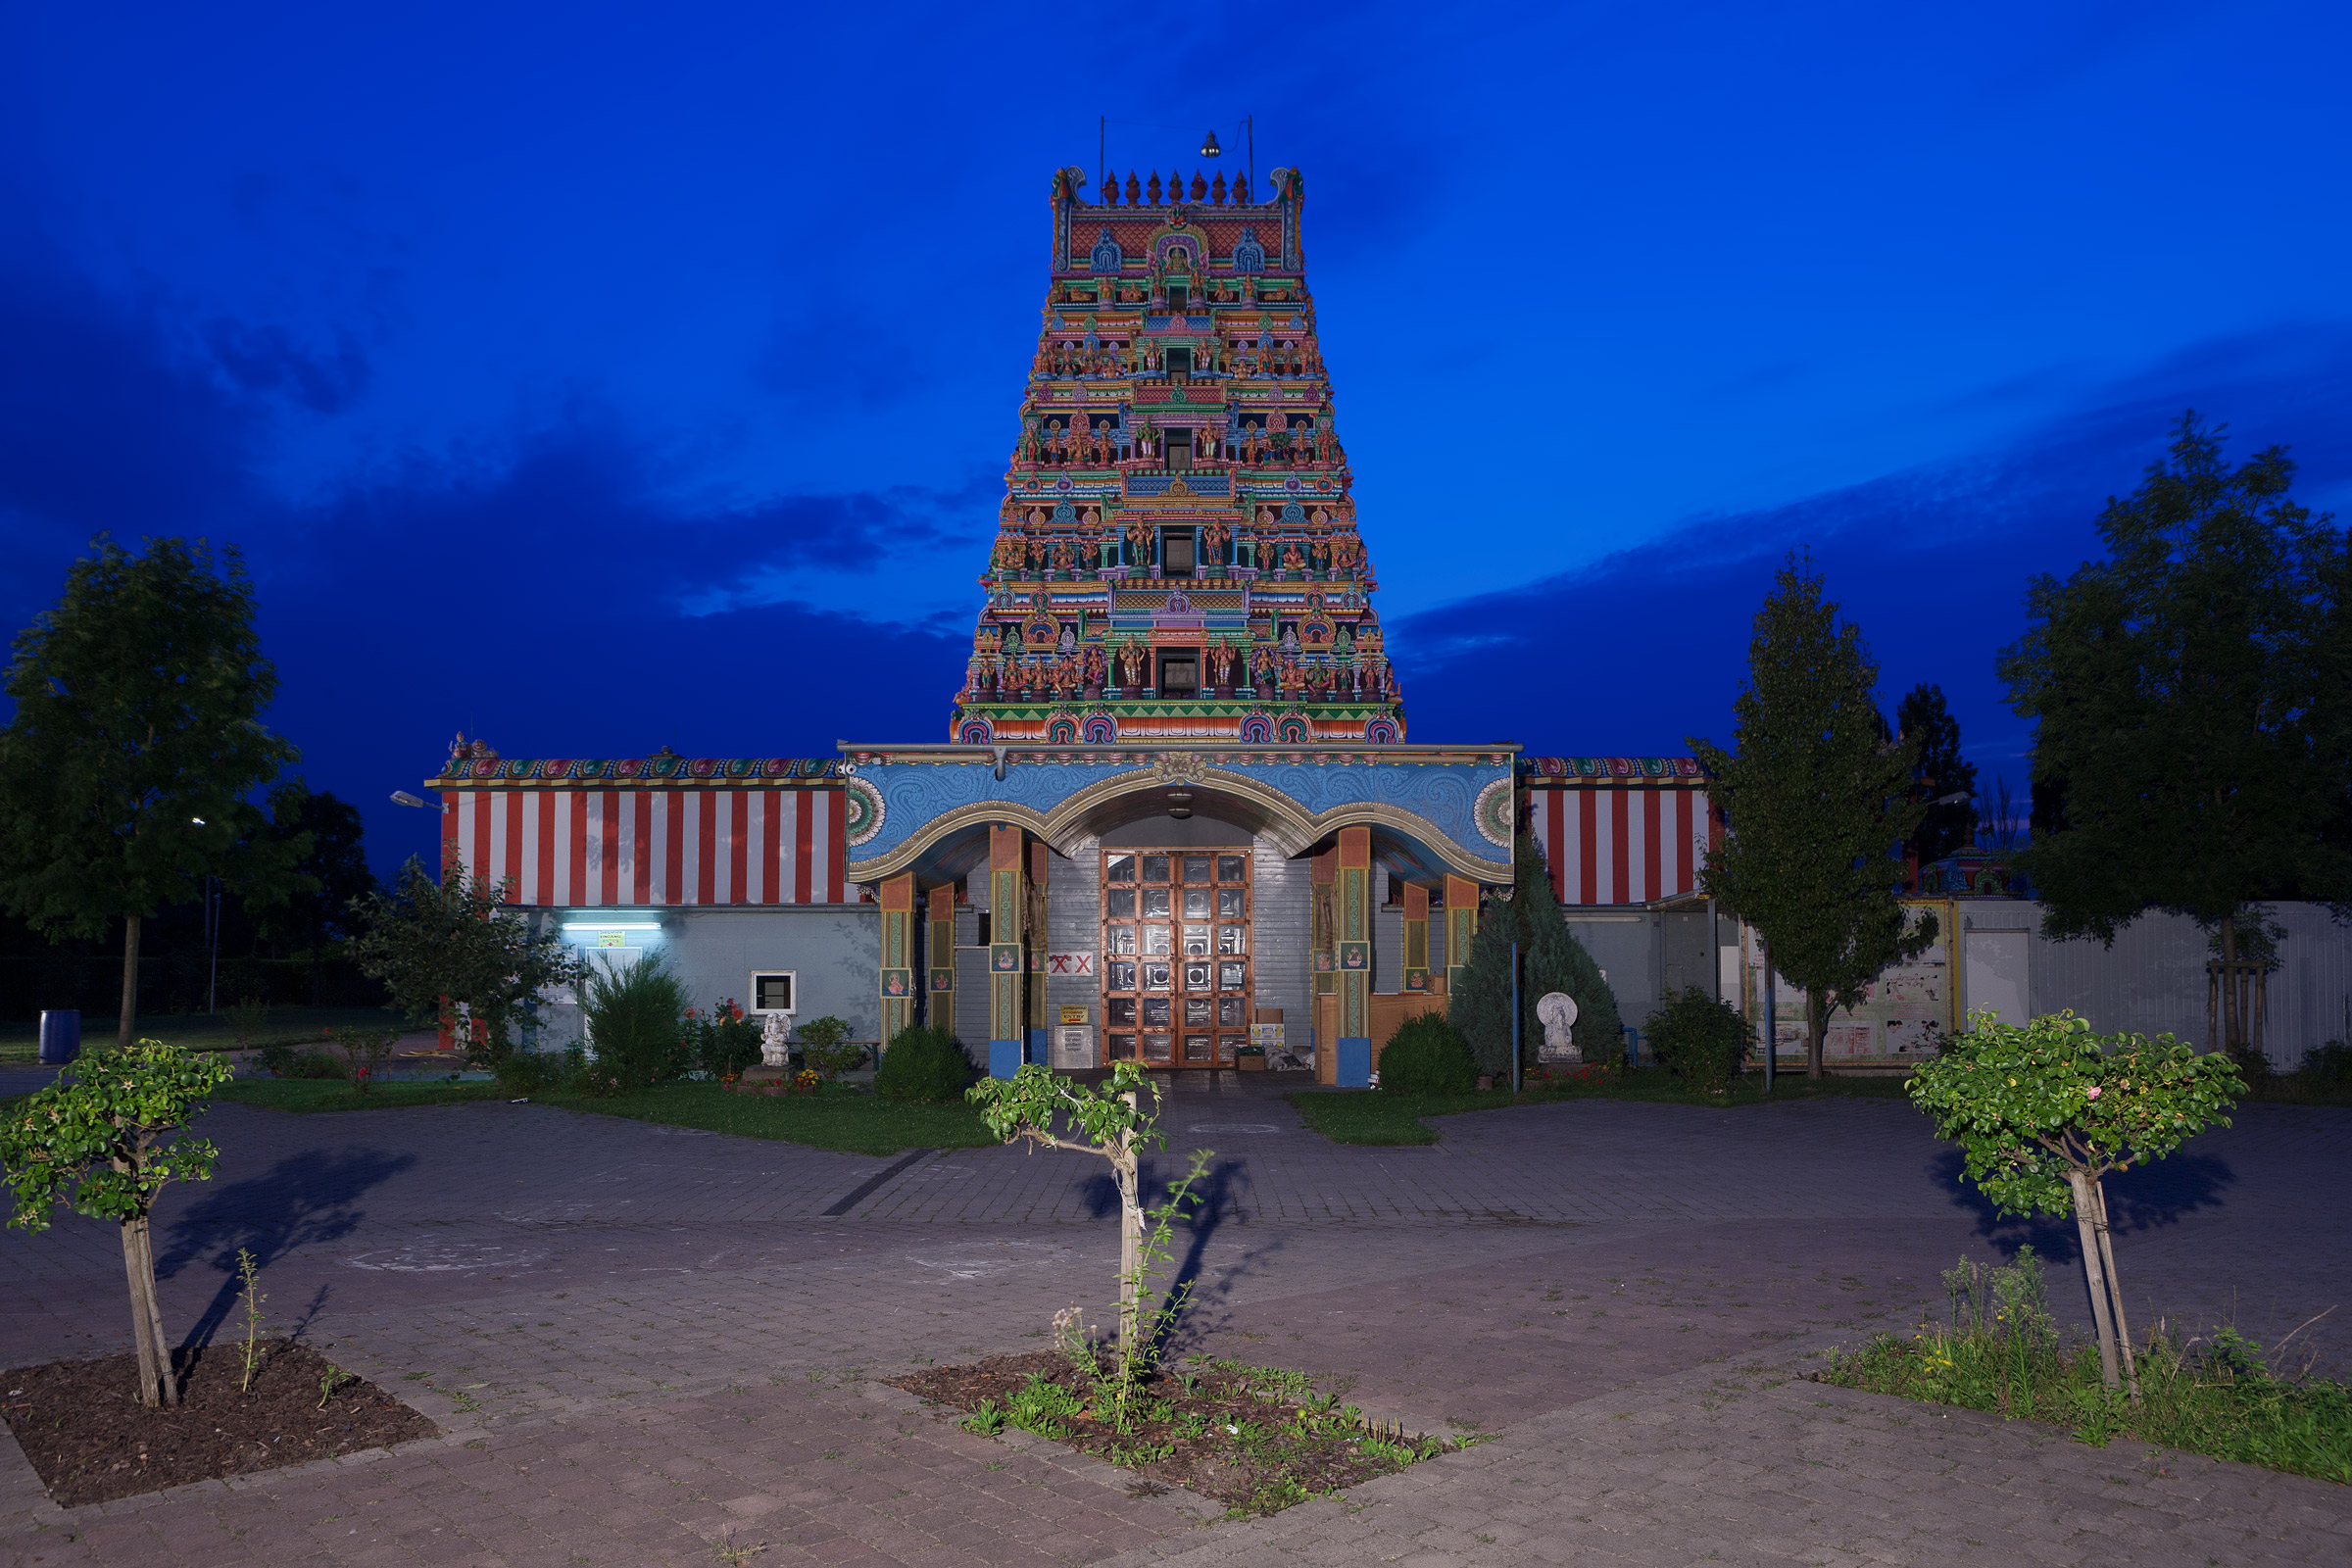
1026,1028 -> 1048,1064
1336,1037 -> 1372,1089
988,1040 -> 1025,1079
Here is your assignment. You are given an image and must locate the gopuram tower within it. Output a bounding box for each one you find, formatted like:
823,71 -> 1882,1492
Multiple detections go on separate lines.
950,165 -> 1403,748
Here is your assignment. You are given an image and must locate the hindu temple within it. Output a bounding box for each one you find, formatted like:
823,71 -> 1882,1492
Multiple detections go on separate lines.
428,163 -> 1723,1084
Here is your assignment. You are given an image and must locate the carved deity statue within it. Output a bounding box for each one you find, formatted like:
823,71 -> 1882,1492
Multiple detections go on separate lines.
1536,993 -> 1581,1063
1118,643 -> 1146,687
760,1010 -> 793,1068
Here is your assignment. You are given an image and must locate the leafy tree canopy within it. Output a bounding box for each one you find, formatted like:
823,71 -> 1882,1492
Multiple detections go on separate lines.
250,785 -> 377,952
0,536 -> 307,1045
1999,413 -> 2352,940
346,852 -> 576,1071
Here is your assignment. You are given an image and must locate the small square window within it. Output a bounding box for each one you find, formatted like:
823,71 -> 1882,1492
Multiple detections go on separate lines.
1217,855 -> 1247,881
751,972 -> 795,1014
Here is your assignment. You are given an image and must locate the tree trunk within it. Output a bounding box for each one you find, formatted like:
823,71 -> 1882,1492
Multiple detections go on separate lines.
2089,1177 -> 2141,1402
131,1213 -> 177,1405
2068,1170 -> 2121,1391
120,1219 -> 164,1407
2220,912 -> 2240,1056
118,912 -> 142,1051
1805,991 -> 1826,1080
1115,1092 -> 1141,1357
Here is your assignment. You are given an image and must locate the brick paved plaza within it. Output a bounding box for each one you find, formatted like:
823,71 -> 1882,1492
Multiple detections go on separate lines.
1,1070 -> 2346,1566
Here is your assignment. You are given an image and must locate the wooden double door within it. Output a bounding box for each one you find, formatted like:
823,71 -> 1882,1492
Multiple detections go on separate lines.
1100,848 -> 1252,1065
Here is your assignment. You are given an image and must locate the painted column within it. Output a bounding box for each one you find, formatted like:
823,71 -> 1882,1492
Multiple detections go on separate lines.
879,872 -> 915,1047
1311,848 -> 1337,998
1336,826 -> 1373,1087
924,884 -> 956,1024
1445,873 -> 1479,1001
988,824 -> 1026,1078
1026,839 -> 1053,1063
1402,880 -> 1431,996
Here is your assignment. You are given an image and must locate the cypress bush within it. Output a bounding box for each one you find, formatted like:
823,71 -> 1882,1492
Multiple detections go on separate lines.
579,952 -> 687,1089
1450,833 -> 1623,1075
1377,1011 -> 1478,1094
1645,986 -> 1751,1092
874,1024 -> 974,1102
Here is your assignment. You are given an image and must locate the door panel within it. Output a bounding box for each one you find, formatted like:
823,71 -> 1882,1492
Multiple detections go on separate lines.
1102,847 -> 1250,1065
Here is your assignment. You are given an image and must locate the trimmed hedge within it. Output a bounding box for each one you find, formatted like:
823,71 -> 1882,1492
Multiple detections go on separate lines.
874,1024 -> 974,1102
1378,1011 -> 1479,1095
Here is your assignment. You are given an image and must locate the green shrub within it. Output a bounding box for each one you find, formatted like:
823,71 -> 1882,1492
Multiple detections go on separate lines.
686,1004 -> 761,1079
579,953 -> 687,1089
1376,1012 -> 1477,1094
798,1014 -> 866,1079
874,1024 -> 973,1102
498,1050 -> 561,1095
2299,1041 -> 2352,1088
1645,987 -> 1751,1092
256,1043 -> 343,1079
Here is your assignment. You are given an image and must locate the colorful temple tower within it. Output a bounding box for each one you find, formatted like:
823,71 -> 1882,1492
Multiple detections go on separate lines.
427,163 -> 1727,1086
951,165 -> 1403,748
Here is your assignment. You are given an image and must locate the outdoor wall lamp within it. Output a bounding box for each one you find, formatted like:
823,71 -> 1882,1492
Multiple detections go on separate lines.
390,790 -> 448,812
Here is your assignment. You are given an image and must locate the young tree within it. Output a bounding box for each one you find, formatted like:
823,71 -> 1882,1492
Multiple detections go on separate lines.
250,786 -> 378,1004
1691,555 -> 1934,1078
966,1061 -> 1211,1414
346,850 -> 577,1081
1999,414 -> 2352,1059
1894,683 -> 1977,868
0,538 -> 307,1048
1,1040 -> 231,1406
1908,1011 -> 2241,1396
1449,833 -> 1620,1076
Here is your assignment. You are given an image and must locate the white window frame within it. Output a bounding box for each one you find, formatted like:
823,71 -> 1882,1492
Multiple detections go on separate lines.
749,970 -> 798,1016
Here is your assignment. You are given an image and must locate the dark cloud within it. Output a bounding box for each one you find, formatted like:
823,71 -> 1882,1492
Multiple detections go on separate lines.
1394,322 -> 2352,782
203,318 -> 371,413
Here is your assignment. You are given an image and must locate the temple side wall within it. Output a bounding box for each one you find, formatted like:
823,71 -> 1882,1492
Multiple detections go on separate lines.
547,905 -> 881,1047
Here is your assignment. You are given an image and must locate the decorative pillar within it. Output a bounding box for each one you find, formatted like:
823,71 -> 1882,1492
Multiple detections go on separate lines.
988,824 -> 1026,1078
1027,839 -> 1053,1064
878,873 -> 915,1048
1336,826 -> 1372,1087
924,884 -> 956,1023
1445,873 -> 1479,1002
1402,881 -> 1430,996
1311,848 -> 1337,997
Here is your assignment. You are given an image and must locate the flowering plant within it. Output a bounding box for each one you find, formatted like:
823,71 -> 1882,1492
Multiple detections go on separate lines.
794,1068 -> 819,1093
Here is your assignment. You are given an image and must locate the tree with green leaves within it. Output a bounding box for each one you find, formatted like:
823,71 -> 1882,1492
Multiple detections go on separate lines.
1999,414 -> 2352,1061
249,786 -> 378,1004
1895,683 -> 1977,869
1908,1010 -> 2241,1396
345,850 -> 577,1084
0,537 -> 308,1048
1,1040 -> 231,1406
1691,555 -> 1934,1078
1449,833 -> 1620,1076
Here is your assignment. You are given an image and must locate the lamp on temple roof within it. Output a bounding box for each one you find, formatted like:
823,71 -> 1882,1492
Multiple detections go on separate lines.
1200,130 -> 1221,158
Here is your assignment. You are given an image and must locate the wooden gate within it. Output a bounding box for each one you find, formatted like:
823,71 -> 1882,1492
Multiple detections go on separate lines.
1099,849 -> 1252,1065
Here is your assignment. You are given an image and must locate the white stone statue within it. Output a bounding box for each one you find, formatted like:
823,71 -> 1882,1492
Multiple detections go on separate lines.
760,1011 -> 794,1068
1536,992 -> 1580,1063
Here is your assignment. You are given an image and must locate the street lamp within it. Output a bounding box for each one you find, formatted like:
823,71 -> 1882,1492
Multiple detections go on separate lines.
1200,130 -> 1221,158
390,791 -> 447,811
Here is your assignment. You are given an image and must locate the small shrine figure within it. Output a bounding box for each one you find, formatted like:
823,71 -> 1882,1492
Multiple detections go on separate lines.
1281,542 -> 1304,572
760,1011 -> 793,1068
1210,645 -> 1235,687
1084,644 -> 1105,687
1053,538 -> 1075,573
1118,643 -> 1146,687
1310,536 -> 1331,571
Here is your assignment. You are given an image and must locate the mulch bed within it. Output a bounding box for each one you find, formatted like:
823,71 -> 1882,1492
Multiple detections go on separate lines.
2,1338 -> 437,1507
892,1350 -> 1446,1514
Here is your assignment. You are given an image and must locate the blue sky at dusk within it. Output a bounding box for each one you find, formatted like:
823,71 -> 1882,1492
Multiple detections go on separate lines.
4,2 -> 2350,876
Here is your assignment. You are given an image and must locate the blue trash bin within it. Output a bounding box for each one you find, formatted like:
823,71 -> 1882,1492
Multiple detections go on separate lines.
38,1009 -> 81,1066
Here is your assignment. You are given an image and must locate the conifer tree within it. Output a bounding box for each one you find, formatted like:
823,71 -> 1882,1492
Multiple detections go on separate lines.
1691,555 -> 1934,1078
1895,683 -> 1976,868
1450,833 -> 1620,1074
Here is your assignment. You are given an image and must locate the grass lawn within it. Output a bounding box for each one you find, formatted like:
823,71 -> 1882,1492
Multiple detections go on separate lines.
1286,1068 -> 1916,1146
0,1006 -> 410,1063
206,1076 -> 996,1156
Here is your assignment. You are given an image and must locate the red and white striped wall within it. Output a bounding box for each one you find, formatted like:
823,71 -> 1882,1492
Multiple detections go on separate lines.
443,790 -> 847,906
1528,788 -> 1715,906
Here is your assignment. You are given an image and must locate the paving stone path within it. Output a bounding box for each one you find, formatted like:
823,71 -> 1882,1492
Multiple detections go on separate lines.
0,1069 -> 2344,1566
